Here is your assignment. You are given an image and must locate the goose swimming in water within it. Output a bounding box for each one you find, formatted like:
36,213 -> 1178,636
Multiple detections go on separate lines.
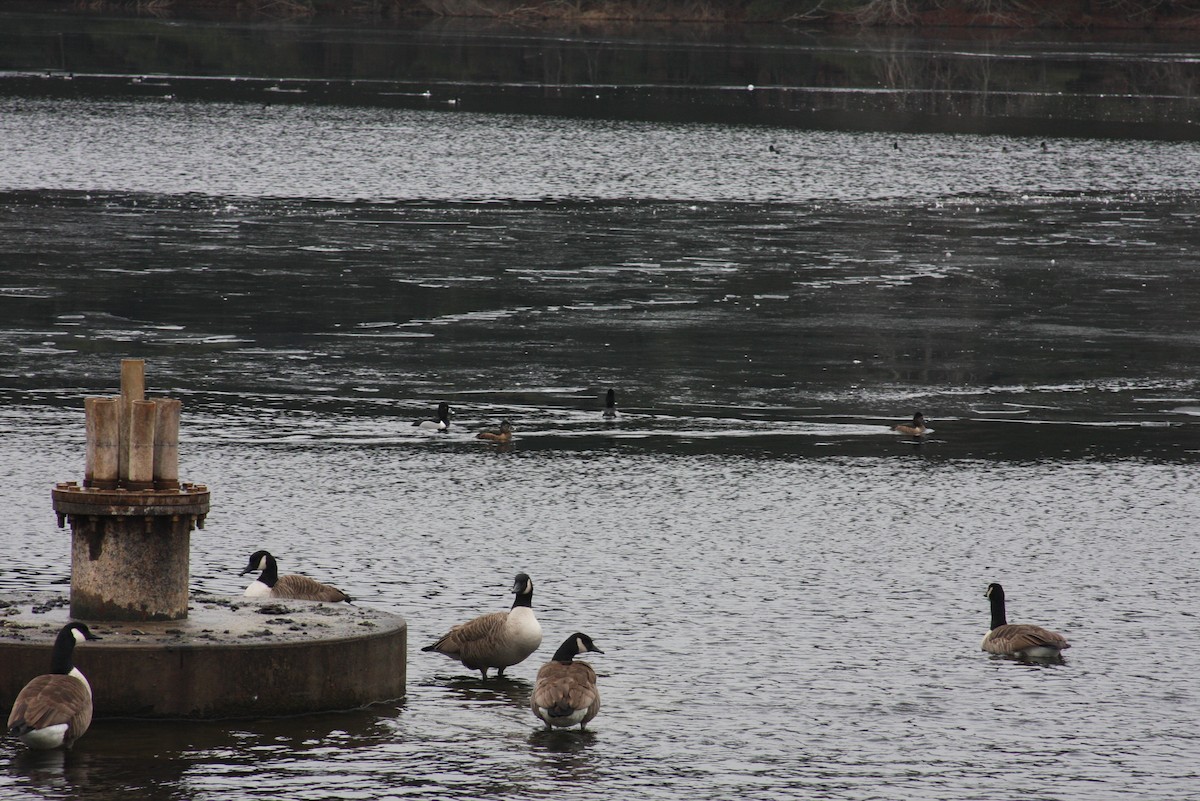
981,582 -> 1070,660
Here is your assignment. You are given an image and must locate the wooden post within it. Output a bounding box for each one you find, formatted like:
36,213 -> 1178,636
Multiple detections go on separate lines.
86,397 -> 120,490
153,398 -> 181,490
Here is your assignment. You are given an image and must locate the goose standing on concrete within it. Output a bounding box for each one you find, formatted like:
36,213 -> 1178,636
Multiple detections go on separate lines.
422,572 -> 542,679
7,622 -> 102,749
982,582 -> 1070,659
240,550 -> 352,602
531,632 -> 604,731
414,402 -> 451,432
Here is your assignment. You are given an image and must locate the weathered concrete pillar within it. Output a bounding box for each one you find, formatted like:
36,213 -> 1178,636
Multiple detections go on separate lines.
53,359 -> 208,621
55,485 -> 207,620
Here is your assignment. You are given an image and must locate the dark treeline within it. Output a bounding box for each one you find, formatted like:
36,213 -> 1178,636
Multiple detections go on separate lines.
8,0 -> 1200,26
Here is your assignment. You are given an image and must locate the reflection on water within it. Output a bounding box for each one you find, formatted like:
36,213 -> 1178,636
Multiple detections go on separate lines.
1,11 -> 1199,801
432,676 -> 534,710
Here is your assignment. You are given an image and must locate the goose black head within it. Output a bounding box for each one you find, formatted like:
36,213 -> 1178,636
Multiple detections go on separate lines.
51,622 -> 101,674
511,573 -> 533,596
551,632 -> 604,662
573,632 -> 603,655
240,550 -> 273,576
63,622 -> 101,644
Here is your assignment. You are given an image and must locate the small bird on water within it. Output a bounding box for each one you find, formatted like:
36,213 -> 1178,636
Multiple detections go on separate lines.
890,412 -> 927,436
476,419 -> 514,444
603,388 -> 617,419
414,402 -> 451,432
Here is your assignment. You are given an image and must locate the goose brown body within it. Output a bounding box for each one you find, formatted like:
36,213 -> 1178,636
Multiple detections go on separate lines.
270,573 -> 352,602
531,633 -> 603,730
8,622 -> 101,750
241,550 -> 351,602
7,676 -> 93,749
982,583 -> 1070,659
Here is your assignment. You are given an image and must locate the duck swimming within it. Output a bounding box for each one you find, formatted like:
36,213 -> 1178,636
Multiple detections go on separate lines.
890,412 -> 927,436
602,388 -> 617,419
477,420 -> 514,444
414,402 -> 451,432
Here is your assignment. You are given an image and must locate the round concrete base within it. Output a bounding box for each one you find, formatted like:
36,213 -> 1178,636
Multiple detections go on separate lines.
0,594 -> 406,719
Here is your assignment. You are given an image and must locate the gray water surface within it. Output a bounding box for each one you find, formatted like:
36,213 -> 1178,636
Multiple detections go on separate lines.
1,16 -> 1199,801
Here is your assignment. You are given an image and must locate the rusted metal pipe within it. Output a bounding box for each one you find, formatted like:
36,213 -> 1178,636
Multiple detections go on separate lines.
127,400 -> 157,491
153,398 -> 181,490
85,397 -> 120,490
118,359 -> 145,485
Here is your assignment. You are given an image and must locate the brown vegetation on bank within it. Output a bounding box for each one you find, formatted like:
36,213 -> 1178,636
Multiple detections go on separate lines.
46,0 -> 1200,26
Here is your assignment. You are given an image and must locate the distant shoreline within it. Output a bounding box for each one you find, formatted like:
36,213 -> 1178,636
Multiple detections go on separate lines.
5,0 -> 1200,28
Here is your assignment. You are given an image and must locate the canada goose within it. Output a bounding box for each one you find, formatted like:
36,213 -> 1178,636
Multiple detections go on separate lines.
476,420 -> 514,444
240,550 -> 352,602
8,622 -> 102,750
982,583 -> 1070,659
414,402 -> 451,432
602,389 -> 617,419
422,572 -> 542,679
531,632 -> 604,731
891,412 -> 927,436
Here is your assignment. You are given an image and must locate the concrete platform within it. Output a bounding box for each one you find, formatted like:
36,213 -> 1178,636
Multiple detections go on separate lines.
0,593 -> 406,719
